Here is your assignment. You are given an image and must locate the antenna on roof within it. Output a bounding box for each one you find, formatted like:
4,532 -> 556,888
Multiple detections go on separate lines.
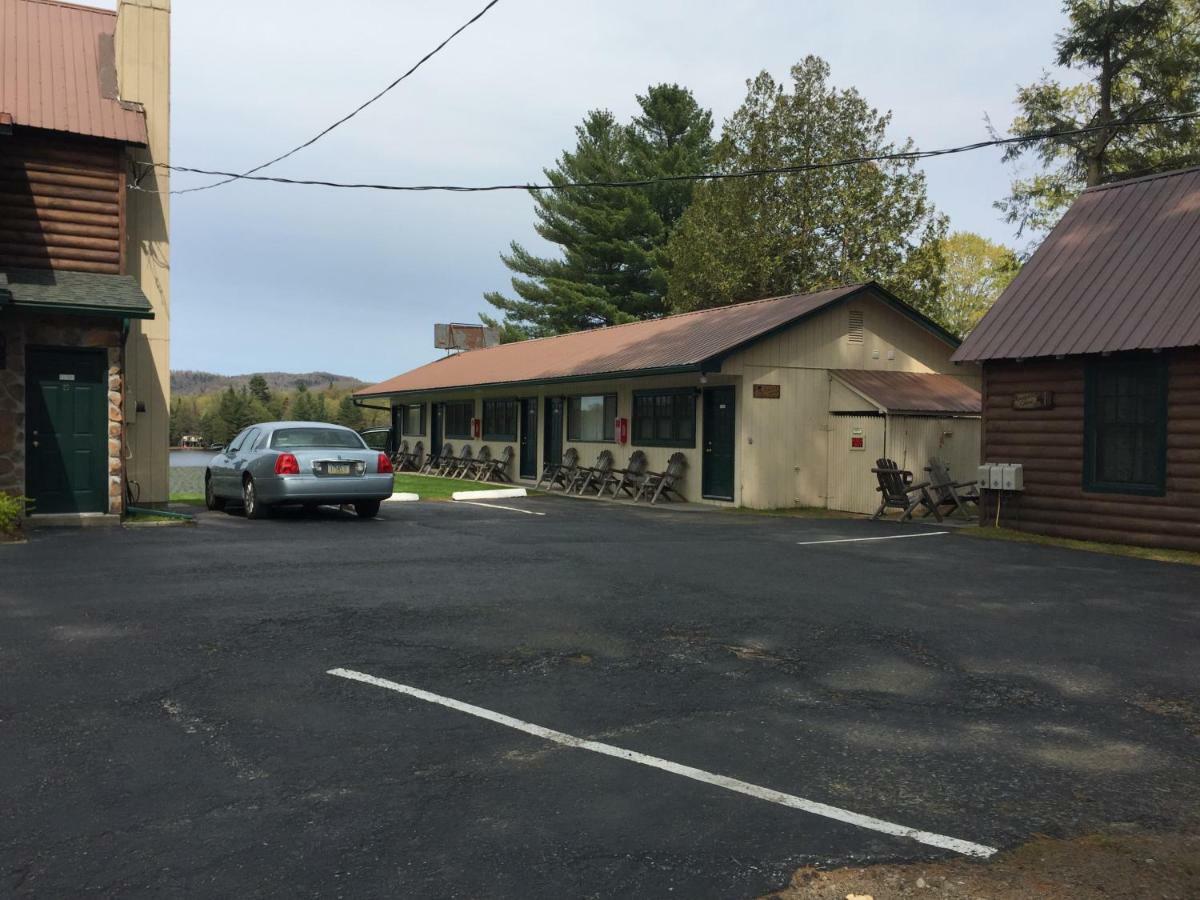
435,323 -> 499,354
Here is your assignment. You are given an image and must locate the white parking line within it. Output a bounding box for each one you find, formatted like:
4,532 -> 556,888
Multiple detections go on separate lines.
797,531 -> 949,546
327,667 -> 996,859
452,500 -> 546,516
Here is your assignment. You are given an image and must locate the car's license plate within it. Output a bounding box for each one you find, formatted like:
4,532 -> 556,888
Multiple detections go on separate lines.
327,463 -> 351,476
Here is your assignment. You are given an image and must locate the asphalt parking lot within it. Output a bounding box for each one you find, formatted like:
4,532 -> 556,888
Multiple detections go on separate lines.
3,497 -> 1199,898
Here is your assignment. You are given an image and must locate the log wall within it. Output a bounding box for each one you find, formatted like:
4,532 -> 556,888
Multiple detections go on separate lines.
982,350 -> 1200,552
0,130 -> 124,275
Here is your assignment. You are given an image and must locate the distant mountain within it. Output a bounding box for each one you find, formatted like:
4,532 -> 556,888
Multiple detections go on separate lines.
171,370 -> 369,396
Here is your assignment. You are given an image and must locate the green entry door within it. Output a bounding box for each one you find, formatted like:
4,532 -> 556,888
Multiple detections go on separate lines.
26,348 -> 109,514
702,386 -> 736,501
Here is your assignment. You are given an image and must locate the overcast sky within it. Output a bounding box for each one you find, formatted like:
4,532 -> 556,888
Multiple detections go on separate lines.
137,1 -> 1070,381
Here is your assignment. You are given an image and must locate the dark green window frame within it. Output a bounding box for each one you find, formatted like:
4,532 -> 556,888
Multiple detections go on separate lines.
632,388 -> 696,448
482,398 -> 519,441
443,400 -> 475,439
566,393 -> 617,442
1083,355 -> 1168,496
399,402 -> 425,437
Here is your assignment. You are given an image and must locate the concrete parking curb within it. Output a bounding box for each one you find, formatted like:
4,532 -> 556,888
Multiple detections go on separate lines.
451,488 -> 528,501
384,493 -> 421,503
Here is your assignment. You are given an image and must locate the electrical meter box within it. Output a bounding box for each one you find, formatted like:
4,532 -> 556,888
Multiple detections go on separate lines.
977,463 -> 1024,491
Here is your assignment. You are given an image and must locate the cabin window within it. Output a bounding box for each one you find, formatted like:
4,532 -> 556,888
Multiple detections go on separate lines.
632,389 -> 696,447
567,394 -> 616,442
1084,356 -> 1168,496
443,400 -> 475,439
483,399 -> 519,441
400,403 -> 425,436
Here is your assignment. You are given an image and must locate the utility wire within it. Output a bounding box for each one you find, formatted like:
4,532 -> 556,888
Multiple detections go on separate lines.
169,0 -> 503,195
134,112 -> 1200,195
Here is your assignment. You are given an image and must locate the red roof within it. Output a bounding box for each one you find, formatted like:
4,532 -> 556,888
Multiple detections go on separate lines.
954,166 -> 1200,362
0,0 -> 148,144
830,369 -> 980,414
360,283 -> 959,396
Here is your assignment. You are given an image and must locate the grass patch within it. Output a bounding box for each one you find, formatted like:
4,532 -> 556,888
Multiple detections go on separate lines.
959,525 -> 1200,567
392,473 -> 522,501
169,493 -> 204,507
124,511 -> 194,526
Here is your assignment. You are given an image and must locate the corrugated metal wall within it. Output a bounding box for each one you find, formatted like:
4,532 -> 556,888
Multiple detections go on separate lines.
826,415 -> 886,513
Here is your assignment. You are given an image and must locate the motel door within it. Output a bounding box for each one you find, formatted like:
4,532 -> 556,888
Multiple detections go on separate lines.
25,348 -> 108,514
430,403 -> 444,458
544,397 -> 564,466
520,398 -> 538,479
702,386 -> 736,501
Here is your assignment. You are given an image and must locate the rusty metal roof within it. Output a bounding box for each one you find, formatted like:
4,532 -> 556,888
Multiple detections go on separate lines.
954,165 -> 1200,362
0,0 -> 148,144
830,369 -> 980,415
360,283 -> 957,396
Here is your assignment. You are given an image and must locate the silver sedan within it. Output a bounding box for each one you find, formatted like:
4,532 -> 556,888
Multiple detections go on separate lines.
204,421 -> 395,519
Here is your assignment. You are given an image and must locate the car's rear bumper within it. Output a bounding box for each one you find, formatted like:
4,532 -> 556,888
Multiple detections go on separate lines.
255,473 -> 394,504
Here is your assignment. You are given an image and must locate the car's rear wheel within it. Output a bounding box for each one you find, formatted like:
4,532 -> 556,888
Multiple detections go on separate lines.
204,473 -> 226,511
354,500 -> 381,519
243,476 -> 271,519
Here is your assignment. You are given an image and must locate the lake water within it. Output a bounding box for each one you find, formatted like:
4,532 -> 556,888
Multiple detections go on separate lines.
171,450 -> 215,468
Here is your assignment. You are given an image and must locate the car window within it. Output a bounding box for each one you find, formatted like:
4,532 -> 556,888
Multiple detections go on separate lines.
270,427 -> 367,450
251,430 -> 269,451
240,428 -> 261,452
361,430 -> 389,451
227,428 -> 252,453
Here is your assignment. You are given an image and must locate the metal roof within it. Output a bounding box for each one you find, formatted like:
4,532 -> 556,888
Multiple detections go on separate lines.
830,369 -> 980,415
359,283 -> 958,397
954,165 -> 1200,362
0,0 -> 148,144
0,267 -> 154,318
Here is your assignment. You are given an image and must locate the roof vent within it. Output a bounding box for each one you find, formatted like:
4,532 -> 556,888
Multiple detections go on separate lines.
847,310 -> 864,343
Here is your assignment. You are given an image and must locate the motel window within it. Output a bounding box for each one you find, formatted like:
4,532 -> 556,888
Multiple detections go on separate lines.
444,400 -> 475,439
400,403 -> 425,436
632,389 -> 695,448
483,399 -> 519,441
1084,356 -> 1168,496
567,394 -> 616,442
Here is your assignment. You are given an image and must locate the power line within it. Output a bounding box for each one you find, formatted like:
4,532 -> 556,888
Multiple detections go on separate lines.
134,112 -> 1200,195
169,0 -> 504,195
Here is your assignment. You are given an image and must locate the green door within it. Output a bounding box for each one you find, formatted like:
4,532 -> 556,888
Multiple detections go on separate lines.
26,348 -> 108,514
702,386 -> 736,501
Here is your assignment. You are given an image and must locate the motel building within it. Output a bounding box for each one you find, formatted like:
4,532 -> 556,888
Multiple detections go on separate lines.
358,283 -> 984,513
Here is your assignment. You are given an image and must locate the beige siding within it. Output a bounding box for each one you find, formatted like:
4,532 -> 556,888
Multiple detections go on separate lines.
826,415 -> 887,514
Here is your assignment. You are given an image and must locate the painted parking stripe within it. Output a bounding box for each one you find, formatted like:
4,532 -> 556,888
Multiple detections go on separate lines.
796,531 -> 949,546
327,667 -> 996,859
453,500 -> 546,516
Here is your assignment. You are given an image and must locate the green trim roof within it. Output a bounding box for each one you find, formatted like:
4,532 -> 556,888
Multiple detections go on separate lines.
0,268 -> 154,319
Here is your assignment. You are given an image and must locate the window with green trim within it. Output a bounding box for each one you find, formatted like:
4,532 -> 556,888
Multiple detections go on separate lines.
632,389 -> 695,447
1084,356 -> 1168,495
399,403 -> 425,436
483,398 -> 518,441
567,394 -> 616,442
443,400 -> 475,439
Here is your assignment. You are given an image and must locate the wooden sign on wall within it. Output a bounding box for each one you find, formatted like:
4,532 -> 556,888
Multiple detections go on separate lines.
1012,390 -> 1054,410
753,383 -> 781,399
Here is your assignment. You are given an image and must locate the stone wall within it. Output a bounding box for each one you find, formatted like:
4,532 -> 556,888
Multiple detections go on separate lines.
0,311 -> 125,516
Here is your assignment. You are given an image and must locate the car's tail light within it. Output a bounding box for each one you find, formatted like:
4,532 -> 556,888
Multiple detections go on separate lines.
275,452 -> 300,475
376,452 -> 394,474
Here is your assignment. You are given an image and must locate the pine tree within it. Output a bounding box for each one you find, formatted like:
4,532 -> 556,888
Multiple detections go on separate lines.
291,384 -> 317,421
247,374 -> 272,405
335,395 -> 365,429
999,0 -> 1200,238
665,58 -> 947,316
483,85 -> 714,337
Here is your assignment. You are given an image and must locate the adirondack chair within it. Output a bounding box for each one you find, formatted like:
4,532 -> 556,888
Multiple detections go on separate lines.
925,457 -> 980,519
569,450 -> 614,495
635,452 -> 688,504
405,440 -> 425,473
537,447 -> 579,490
390,439 -> 410,472
475,445 -> 513,482
461,445 -> 490,480
428,443 -> 455,476
871,458 -> 941,522
448,445 -> 474,479
600,450 -> 648,498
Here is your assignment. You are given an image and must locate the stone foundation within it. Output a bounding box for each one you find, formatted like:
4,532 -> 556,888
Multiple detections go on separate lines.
0,311 -> 126,517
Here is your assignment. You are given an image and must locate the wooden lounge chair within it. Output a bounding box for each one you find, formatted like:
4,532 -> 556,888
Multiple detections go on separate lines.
566,453 -> 614,496
635,452 -> 688,504
600,450 -> 648,498
428,443 -> 455,476
462,445 -> 490,480
871,458 -> 941,522
475,445 -> 513,482
448,445 -> 474,479
404,440 -> 424,473
925,457 -> 980,519
390,439 -> 410,472
536,447 -> 579,490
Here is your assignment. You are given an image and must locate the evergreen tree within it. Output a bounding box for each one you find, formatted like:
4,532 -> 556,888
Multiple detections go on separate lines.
335,395 -> 365,430
483,85 -> 714,337
291,383 -> 317,421
247,374 -> 272,405
666,58 -> 947,316
999,0 -> 1200,238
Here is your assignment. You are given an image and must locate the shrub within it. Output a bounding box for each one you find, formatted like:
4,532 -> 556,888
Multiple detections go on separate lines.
0,492 -> 29,537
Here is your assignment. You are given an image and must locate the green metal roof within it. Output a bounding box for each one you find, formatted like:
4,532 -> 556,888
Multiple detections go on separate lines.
0,268 -> 154,319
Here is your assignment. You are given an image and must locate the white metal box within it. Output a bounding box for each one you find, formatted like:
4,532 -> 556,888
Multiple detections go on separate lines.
1001,463 -> 1024,491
